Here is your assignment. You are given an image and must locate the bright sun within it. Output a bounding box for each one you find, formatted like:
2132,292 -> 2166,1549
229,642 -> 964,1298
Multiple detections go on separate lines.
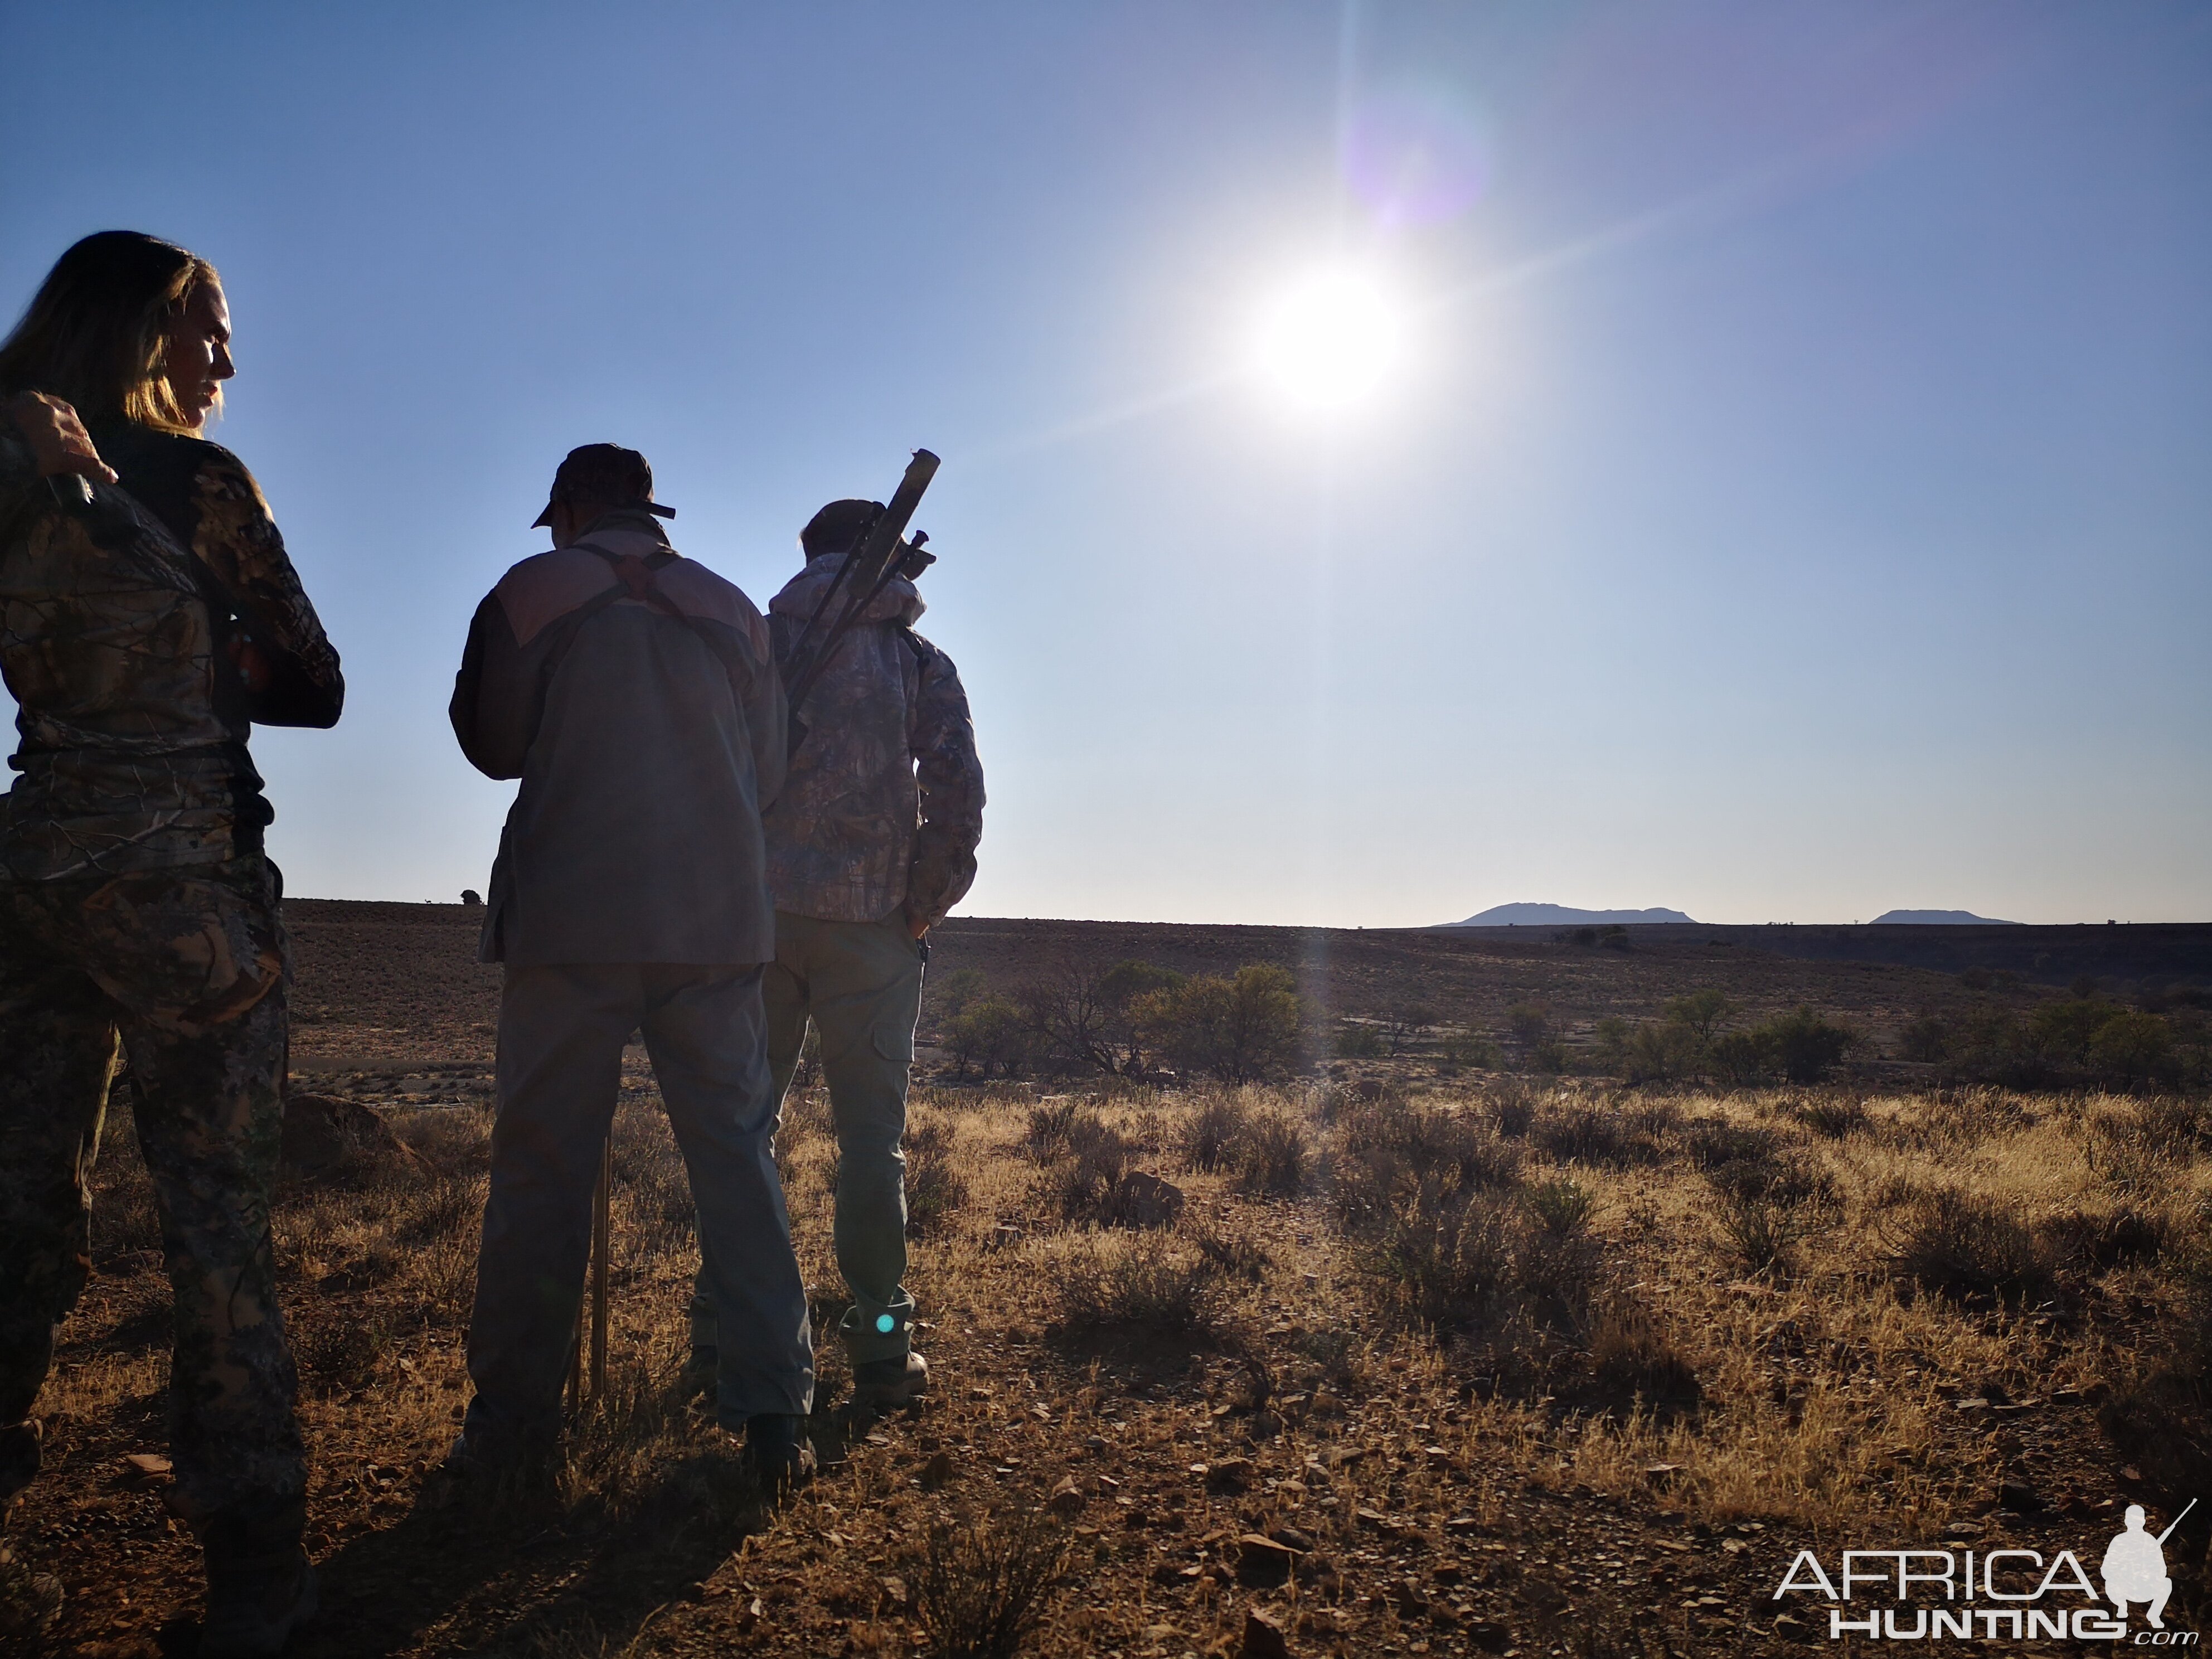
1253,268 -> 1402,410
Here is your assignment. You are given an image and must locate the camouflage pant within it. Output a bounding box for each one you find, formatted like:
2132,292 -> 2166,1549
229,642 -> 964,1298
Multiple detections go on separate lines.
0,856 -> 305,1524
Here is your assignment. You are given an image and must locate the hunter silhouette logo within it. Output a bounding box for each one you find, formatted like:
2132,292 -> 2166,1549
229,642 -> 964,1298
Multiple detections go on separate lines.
2106,1501 -> 2194,1630
1773,1497 -> 2201,1643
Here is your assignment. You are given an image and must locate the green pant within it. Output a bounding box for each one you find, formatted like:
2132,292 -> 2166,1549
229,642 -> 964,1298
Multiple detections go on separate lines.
694,909 -> 922,1365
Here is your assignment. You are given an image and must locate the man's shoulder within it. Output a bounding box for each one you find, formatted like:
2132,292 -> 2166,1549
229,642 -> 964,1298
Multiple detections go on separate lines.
491,547 -> 615,646
655,555 -> 765,629
904,625 -> 961,677
490,547 -> 768,656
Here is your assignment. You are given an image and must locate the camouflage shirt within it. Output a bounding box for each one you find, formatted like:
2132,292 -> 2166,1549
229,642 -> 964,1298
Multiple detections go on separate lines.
764,555 -> 983,929
0,421 -> 341,880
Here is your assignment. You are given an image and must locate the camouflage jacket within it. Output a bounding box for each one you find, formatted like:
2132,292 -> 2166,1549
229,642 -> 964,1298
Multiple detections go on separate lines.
0,421 -> 341,880
764,554 -> 983,929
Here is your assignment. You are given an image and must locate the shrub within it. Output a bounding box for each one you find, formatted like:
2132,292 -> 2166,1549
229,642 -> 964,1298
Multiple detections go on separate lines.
1767,1008 -> 1856,1083
1794,1096 -> 1869,1138
1362,1175 -> 1602,1335
910,1511 -> 1069,1659
1487,1082 -> 1540,1138
1020,959 -> 1186,1077
1049,1115 -> 1135,1226
1907,1000 -> 2189,1090
1709,1029 -> 1778,1085
2090,1013 -> 2177,1089
1600,1020 -> 1706,1083
945,996 -> 1037,1079
1506,1003 -> 1553,1066
904,1119 -> 967,1238
1385,1004 -> 1442,1054
1177,1093 -> 1252,1173
1588,1296 -> 1700,1409
1527,1176 -> 1598,1239
932,967 -> 988,1021
1135,966 -> 1307,1083
1532,1102 -> 1666,1168
1052,1238 -> 1229,1351
1665,989 -> 1734,1042
1898,1015 -> 1951,1064
2036,1204 -> 2166,1271
1439,1031 -> 1503,1072
1330,1099 -> 1522,1231
1234,1112 -> 1309,1198
1886,1189 -> 2050,1304
1023,1098 -> 1084,1163
1184,1218 -> 1272,1282
2138,1095 -> 2212,1159
1332,1020 -> 1386,1059
1371,1181 -> 1521,1327
1681,1119 -> 1784,1170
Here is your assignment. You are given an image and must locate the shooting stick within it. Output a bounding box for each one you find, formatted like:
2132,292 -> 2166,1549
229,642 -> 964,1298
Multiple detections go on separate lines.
568,1137 -> 613,1408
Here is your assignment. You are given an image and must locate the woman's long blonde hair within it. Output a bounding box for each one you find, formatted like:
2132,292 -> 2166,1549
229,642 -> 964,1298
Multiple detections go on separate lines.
0,231 -> 221,434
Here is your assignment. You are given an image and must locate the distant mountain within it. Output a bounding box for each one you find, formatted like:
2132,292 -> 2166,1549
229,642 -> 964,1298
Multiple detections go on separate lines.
1448,903 -> 1697,928
1871,909 -> 2020,926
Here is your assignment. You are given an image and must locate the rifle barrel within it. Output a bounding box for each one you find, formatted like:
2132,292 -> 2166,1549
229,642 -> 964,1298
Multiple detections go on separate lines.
2157,1497 -> 2198,1545
783,449 -> 939,722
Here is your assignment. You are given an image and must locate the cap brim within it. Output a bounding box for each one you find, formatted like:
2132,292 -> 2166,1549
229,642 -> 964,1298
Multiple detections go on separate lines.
531,498 -> 675,528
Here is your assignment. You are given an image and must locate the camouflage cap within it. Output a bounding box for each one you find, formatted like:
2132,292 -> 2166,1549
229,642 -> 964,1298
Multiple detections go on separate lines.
532,443 -> 676,528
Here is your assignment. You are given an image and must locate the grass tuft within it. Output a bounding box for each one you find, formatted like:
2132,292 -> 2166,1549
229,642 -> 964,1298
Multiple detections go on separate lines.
909,1510 -> 1069,1659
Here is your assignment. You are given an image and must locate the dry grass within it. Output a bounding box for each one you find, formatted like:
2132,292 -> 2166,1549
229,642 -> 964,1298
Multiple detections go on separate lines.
19,1067 -> 2212,1655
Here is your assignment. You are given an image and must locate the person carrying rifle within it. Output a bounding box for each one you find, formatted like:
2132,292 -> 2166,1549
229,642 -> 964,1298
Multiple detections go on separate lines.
0,232 -> 343,1656
448,444 -> 815,1486
690,494 -> 983,1411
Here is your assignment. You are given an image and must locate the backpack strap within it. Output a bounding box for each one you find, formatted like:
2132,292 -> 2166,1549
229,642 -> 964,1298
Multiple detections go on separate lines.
535,541 -> 758,699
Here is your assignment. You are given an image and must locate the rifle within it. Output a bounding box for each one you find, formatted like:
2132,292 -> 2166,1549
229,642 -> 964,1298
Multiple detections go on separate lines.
780,448 -> 940,755
2157,1498 -> 2198,1546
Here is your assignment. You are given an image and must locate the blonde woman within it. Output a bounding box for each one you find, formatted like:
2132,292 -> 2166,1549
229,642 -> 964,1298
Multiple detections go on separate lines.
0,231 -> 340,1656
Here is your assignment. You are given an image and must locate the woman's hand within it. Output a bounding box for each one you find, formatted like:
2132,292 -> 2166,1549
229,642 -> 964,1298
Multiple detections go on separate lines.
3,391 -> 117,483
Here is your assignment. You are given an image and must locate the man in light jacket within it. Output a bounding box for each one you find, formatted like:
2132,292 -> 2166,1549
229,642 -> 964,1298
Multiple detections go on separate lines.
691,497 -> 983,1411
449,444 -> 814,1485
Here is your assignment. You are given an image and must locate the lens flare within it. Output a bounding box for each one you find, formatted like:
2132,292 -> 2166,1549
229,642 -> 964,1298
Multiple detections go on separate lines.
1343,86 -> 1494,229
1253,269 -> 1402,410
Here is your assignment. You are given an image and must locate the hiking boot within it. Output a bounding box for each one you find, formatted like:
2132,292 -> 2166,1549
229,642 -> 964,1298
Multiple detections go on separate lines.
440,1423 -> 552,1481
852,1351 -> 929,1410
743,1415 -> 816,1494
200,1503 -> 316,1658
0,1422 -> 39,1507
0,1540 -> 63,1642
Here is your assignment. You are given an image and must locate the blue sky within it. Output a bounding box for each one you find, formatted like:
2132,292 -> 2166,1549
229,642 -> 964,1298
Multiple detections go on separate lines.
6,2 -> 2208,926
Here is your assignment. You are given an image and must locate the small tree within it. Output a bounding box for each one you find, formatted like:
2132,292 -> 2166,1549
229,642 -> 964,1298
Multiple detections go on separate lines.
1505,1002 -> 1553,1069
1020,958 -> 1184,1077
1766,1007 -> 1854,1084
1136,964 -> 1306,1082
2089,1011 -> 2174,1089
934,968 -> 988,1021
945,996 -> 1035,1079
1384,1003 -> 1442,1056
1664,989 -> 1733,1044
